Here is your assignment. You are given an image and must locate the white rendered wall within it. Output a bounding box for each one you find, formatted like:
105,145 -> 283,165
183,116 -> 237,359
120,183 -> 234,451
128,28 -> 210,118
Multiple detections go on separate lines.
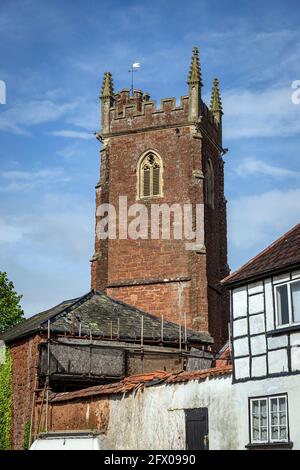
102,373 -> 300,450
106,375 -> 239,450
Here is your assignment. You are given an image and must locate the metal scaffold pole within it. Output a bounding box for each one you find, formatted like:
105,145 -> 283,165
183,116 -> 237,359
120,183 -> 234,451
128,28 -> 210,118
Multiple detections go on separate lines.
45,319 -> 51,433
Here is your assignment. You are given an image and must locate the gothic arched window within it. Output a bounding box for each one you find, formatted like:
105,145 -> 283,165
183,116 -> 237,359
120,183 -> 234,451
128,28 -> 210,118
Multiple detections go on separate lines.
205,159 -> 214,208
139,152 -> 163,198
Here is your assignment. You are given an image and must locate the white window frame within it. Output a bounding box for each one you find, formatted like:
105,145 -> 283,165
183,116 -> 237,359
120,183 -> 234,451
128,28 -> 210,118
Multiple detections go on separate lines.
274,278 -> 300,328
269,396 -> 288,443
250,395 -> 288,444
250,398 -> 268,444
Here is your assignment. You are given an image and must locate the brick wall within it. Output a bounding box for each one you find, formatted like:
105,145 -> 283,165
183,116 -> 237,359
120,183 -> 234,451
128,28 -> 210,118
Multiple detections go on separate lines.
35,398 -> 110,433
202,137 -> 230,348
10,334 -> 41,449
107,280 -> 191,326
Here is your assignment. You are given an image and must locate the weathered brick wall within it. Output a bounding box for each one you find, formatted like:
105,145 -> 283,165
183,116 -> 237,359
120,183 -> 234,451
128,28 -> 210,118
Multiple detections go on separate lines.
35,398 -> 110,433
10,334 -> 41,449
107,280 -> 190,326
202,135 -> 230,348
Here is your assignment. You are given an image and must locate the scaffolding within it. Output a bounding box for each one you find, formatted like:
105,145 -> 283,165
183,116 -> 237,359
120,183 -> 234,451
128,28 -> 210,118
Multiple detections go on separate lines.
28,313 -> 228,446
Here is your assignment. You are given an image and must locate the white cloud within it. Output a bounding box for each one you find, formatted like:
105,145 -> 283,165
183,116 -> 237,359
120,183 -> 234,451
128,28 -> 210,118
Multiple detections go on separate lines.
0,218 -> 29,244
0,99 -> 77,135
235,158 -> 300,179
0,94 -> 99,136
222,86 -> 300,139
0,192 -> 94,315
66,100 -> 99,131
0,168 -> 71,191
56,142 -> 81,159
49,130 -> 94,140
1,168 -> 64,180
189,28 -> 300,85
55,140 -> 97,160
229,188 -> 300,256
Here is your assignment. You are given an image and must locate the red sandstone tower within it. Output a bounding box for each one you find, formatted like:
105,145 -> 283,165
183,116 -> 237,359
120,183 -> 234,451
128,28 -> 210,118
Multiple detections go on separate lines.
91,48 -> 229,349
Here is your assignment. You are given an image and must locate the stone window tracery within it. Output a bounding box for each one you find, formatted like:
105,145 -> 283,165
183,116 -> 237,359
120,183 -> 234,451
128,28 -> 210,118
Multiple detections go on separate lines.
139,152 -> 163,198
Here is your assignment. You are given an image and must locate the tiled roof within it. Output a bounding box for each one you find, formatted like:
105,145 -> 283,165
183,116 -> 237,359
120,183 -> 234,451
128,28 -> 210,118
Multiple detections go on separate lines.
49,365 -> 232,403
222,223 -> 300,286
0,291 -> 212,345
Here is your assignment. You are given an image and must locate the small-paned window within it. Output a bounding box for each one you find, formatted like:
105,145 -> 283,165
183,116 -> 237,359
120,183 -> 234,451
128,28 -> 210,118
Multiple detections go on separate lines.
275,279 -> 300,326
251,398 -> 268,443
250,396 -> 288,444
139,152 -> 163,198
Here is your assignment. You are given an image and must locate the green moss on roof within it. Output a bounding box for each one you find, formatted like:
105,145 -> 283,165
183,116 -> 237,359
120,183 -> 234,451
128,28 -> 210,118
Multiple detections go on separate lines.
0,291 -> 212,345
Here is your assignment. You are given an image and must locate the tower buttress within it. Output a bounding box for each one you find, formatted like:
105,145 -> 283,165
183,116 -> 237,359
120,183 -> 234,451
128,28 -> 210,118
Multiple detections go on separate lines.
101,72 -> 114,134
210,77 -> 223,144
187,47 -> 202,122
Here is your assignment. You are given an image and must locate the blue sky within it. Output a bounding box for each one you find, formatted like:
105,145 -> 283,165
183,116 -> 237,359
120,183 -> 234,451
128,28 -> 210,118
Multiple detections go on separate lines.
1,0 -> 300,316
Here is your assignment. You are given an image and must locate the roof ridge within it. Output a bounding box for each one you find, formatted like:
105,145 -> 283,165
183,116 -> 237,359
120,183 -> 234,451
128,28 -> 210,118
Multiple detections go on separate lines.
44,291 -> 94,326
222,222 -> 300,284
0,299 -> 72,340
0,292 -> 92,342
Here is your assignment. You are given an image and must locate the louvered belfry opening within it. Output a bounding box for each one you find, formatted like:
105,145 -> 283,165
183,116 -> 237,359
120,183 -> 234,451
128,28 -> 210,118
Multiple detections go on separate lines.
140,153 -> 162,198
143,163 -> 151,197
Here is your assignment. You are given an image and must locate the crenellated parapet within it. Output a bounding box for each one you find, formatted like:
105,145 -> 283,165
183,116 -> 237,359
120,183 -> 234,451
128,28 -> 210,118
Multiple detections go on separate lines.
201,101 -> 222,145
114,89 -> 146,115
106,93 -> 191,134
99,47 -> 223,144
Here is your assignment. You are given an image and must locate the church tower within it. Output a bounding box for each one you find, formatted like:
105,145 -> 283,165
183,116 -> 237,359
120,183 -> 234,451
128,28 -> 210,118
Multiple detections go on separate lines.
91,48 -> 229,349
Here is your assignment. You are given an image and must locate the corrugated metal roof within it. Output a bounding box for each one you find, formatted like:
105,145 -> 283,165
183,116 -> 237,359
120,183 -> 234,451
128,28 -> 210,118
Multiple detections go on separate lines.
166,365 -> 232,383
49,366 -> 232,403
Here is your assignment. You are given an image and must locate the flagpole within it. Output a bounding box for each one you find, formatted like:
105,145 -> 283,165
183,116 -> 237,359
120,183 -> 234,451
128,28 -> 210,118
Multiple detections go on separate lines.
130,67 -> 134,96
129,62 -> 140,96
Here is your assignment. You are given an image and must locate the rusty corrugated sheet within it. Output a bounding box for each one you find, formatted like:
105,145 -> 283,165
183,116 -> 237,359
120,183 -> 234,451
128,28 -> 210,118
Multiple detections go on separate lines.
166,365 -> 232,383
50,365 -> 232,404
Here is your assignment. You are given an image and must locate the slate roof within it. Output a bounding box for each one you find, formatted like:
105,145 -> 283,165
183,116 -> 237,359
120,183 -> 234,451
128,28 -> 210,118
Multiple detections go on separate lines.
223,223 -> 300,287
0,291 -> 212,345
0,296 -> 82,343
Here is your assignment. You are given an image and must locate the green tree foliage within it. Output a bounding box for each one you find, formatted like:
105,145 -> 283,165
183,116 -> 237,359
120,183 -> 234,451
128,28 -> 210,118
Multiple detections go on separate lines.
0,272 -> 24,334
0,348 -> 12,450
23,419 -> 31,450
